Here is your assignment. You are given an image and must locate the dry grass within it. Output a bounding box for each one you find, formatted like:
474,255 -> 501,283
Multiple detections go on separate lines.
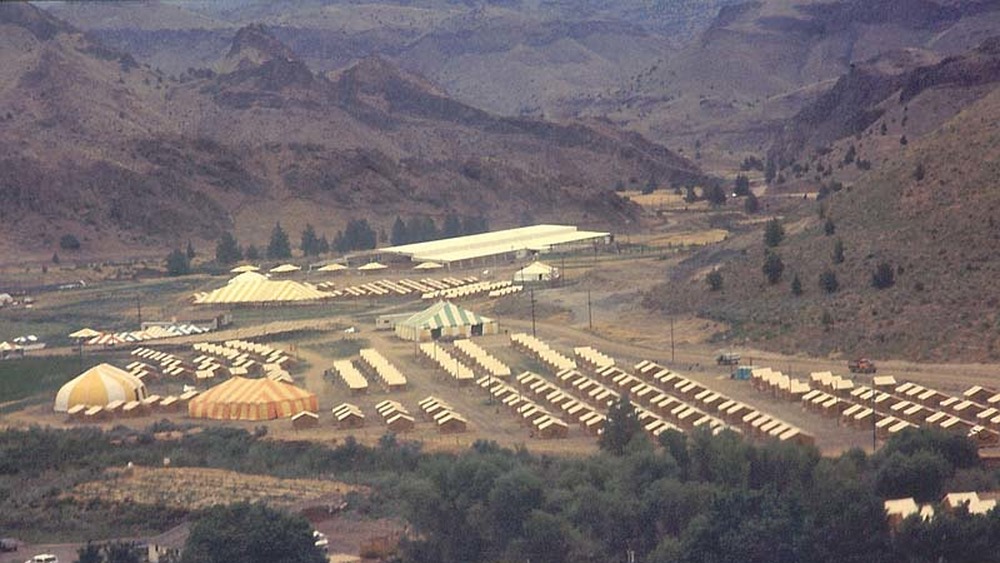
65,466 -> 361,510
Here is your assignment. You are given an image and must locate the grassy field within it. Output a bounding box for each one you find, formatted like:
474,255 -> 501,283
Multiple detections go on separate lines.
0,355 -> 107,409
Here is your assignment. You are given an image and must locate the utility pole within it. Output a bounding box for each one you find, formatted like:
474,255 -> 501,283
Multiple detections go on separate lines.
872,377 -> 877,452
530,288 -> 536,337
670,317 -> 675,364
136,296 -> 142,328
587,287 -> 593,330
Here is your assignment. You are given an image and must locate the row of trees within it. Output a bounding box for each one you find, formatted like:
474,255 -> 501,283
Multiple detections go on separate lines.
1,417 -> 997,563
390,214 -> 489,246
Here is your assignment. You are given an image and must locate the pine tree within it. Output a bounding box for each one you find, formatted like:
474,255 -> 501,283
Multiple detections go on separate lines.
832,238 -> 845,264
872,262 -> 895,289
186,240 -> 196,260
267,222 -> 292,259
166,248 -> 191,276
734,174 -> 751,196
819,270 -> 839,293
764,218 -> 785,247
744,191 -> 760,214
443,213 -> 462,238
245,244 -> 260,260
390,216 -> 408,245
791,274 -> 803,296
824,218 -> 836,236
762,252 -> 784,284
215,232 -> 242,265
707,270 -> 723,291
300,224 -> 321,256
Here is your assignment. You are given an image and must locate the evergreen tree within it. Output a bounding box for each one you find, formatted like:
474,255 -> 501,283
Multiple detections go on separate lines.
317,234 -> 330,255
76,542 -> 103,563
245,244 -> 260,260
51,252 -> 60,265
462,215 -> 489,235
705,183 -> 727,206
166,248 -> 191,276
215,232 -> 242,265
762,252 -> 784,284
443,213 -> 463,238
734,174 -> 751,196
832,238 -> 845,264
872,262 -> 895,289
824,218 -> 836,236
765,157 -> 777,184
819,270 -> 839,293
598,394 -> 643,456
706,270 -> 723,291
267,222 -> 292,259
791,274 -> 803,296
390,216 -> 408,245
300,224 -> 321,256
763,218 -> 785,247
744,191 -> 760,214
186,240 -> 196,260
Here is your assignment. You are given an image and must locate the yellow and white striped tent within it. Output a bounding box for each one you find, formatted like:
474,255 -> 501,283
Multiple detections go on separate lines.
187,376 -> 318,420
194,279 -> 333,305
54,363 -> 147,412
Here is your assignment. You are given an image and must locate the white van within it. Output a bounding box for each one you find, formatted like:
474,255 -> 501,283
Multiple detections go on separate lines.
25,554 -> 58,563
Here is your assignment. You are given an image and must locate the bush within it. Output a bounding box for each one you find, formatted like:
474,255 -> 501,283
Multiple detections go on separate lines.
59,234 -> 81,251
872,262 -> 895,289
706,270 -> 723,291
819,270 -> 839,293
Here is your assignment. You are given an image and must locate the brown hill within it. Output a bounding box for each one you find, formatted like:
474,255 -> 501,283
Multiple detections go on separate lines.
0,5 -> 705,260
585,0 -> 1000,165
770,38 -> 1000,167
645,83 -> 1000,362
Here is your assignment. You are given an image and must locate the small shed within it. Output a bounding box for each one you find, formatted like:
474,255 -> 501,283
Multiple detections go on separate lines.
332,403 -> 365,429
436,412 -> 468,434
292,411 -> 320,430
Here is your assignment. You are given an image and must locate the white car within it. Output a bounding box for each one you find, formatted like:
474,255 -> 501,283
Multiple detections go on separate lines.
25,555 -> 58,563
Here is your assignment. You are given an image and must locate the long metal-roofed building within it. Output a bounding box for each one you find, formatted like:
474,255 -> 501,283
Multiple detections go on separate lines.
381,224 -> 611,267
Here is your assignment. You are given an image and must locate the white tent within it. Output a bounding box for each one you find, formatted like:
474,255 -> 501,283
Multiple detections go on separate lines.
358,262 -> 388,271
269,264 -> 302,274
230,265 -> 260,273
414,261 -> 443,270
316,263 -> 347,272
228,271 -> 269,285
513,261 -> 558,283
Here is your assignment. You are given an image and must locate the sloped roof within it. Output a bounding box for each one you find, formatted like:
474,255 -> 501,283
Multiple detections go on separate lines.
399,301 -> 491,330
230,264 -> 260,273
316,263 -> 347,272
414,261 -> 443,270
358,262 -> 388,271
54,363 -> 147,412
194,279 -> 332,304
188,376 -> 317,420
269,263 -> 301,273
228,271 -> 269,284
517,261 -> 555,276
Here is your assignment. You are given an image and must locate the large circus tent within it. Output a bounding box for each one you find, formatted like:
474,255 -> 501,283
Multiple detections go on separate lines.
193,273 -> 333,305
54,363 -> 147,412
187,376 -> 318,420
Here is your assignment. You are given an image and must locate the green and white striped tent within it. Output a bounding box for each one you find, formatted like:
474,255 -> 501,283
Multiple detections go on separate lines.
394,301 -> 498,342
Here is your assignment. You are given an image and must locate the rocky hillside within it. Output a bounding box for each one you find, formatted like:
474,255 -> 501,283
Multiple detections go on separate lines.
584,0 -> 1000,163
646,84 -> 1000,362
0,4 -> 704,260
769,37 -> 1000,168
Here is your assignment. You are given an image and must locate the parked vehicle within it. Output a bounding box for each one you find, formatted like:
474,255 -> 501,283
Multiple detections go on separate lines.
25,554 -> 58,563
848,358 -> 877,374
0,538 -> 17,552
716,352 -> 741,366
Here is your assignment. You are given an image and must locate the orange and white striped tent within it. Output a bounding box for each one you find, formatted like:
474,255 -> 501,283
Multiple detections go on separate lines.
187,376 -> 318,420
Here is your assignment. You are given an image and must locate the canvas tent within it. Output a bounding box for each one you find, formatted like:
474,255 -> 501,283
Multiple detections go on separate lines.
187,376 -> 318,420
194,279 -> 333,305
316,263 -> 347,272
230,265 -> 260,273
513,261 -> 558,283
394,301 -> 498,342
358,262 -> 388,271
54,363 -> 147,412
269,264 -> 301,274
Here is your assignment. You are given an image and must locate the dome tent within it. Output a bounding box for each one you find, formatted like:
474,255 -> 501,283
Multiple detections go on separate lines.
54,363 -> 147,412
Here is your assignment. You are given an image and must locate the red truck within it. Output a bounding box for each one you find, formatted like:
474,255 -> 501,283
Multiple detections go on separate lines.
848,358 -> 877,374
